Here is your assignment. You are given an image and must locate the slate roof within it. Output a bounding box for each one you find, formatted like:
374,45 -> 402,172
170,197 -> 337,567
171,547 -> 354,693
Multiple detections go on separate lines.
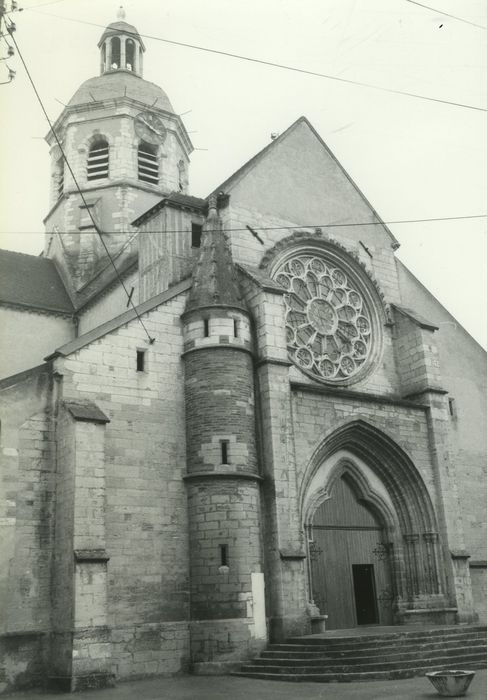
185,200 -> 246,314
132,191 -> 207,226
98,20 -> 145,49
68,71 -> 173,112
0,250 -> 74,315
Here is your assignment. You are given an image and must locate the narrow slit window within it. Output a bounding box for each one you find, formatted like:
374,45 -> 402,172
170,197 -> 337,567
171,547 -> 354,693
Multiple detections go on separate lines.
87,139 -> 109,181
233,319 -> 239,338
448,397 -> 456,418
220,440 -> 229,465
178,159 -> 186,191
136,350 -> 146,372
203,319 -> 210,337
138,142 -> 159,185
192,223 -> 202,248
219,544 -> 229,567
57,157 -> 64,198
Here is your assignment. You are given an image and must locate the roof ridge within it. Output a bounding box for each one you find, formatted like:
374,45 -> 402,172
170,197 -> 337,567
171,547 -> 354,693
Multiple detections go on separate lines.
0,248 -> 44,259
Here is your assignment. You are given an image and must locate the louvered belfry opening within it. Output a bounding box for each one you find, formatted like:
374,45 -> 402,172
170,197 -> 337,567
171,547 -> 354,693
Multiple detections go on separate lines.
87,139 -> 109,181
138,141 -> 159,185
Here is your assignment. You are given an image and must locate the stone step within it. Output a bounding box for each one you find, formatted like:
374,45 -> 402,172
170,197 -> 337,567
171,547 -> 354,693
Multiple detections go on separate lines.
285,625 -> 487,648
233,659 -> 487,683
263,639 -> 487,661
244,649 -> 487,674
256,643 -> 487,666
261,635 -> 487,659
273,630 -> 487,653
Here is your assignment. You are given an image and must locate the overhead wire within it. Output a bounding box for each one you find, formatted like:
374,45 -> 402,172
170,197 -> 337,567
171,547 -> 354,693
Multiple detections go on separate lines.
404,0 -> 487,31
3,212 -> 487,236
7,22 -> 156,344
25,8 -> 487,114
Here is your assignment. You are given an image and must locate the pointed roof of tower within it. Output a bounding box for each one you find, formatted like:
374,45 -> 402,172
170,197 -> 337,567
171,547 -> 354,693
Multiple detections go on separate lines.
186,196 -> 246,313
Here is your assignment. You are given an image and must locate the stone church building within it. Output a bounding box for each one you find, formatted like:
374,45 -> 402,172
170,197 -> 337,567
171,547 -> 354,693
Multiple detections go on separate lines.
1,11 -> 487,693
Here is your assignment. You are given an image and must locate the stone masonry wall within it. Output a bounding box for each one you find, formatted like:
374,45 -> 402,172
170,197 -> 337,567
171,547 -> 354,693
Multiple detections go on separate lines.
184,348 -> 257,475
0,366 -> 55,693
291,389 -> 437,515
54,290 -> 190,679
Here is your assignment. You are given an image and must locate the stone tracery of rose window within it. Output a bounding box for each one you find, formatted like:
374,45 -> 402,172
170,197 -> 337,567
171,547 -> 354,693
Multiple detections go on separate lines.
274,253 -> 374,382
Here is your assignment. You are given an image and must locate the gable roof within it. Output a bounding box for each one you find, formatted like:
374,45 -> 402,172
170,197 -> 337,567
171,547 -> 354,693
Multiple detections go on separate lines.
47,276 -> 192,360
212,116 -> 400,250
132,191 -> 207,227
0,249 -> 74,315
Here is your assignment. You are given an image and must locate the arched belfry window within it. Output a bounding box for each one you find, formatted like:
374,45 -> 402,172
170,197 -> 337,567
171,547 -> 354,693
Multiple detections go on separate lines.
138,142 -> 159,185
87,138 -> 109,181
126,39 -> 135,71
111,36 -> 121,69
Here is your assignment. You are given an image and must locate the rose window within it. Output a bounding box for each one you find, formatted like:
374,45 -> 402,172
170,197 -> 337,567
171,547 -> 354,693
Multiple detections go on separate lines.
274,253 -> 375,382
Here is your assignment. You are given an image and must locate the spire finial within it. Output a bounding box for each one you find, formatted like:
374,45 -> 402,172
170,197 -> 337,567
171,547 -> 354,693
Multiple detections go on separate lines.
117,5 -> 126,20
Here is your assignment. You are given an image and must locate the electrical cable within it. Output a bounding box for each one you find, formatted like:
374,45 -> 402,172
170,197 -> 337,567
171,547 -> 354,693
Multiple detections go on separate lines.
26,8 -> 487,115
7,24 -> 156,343
404,0 -> 487,31
3,212 -> 487,236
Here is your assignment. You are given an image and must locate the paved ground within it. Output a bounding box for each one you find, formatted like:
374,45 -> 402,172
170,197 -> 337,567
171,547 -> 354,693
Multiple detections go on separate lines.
8,670 -> 487,700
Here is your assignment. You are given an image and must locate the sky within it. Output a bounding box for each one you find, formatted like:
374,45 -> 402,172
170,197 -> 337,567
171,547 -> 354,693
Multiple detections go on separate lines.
0,0 -> 486,349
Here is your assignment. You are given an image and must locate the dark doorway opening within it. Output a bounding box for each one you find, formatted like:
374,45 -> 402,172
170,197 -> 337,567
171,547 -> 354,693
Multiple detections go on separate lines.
352,564 -> 378,625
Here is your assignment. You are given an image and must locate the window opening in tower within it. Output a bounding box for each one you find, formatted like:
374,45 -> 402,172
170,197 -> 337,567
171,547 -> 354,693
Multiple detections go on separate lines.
111,36 -> 121,69
126,39 -> 135,71
138,142 -> 159,185
87,140 -> 109,181
56,157 -> 64,198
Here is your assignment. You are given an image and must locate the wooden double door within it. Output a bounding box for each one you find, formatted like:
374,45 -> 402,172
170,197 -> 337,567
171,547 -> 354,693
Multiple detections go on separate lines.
310,475 -> 393,630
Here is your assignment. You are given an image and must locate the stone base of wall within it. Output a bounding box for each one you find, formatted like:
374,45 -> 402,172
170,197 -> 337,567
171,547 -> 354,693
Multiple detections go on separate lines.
0,632 -> 46,695
400,608 -> 459,626
111,621 -> 190,680
190,618 -> 266,669
48,626 -> 114,693
471,566 -> 487,623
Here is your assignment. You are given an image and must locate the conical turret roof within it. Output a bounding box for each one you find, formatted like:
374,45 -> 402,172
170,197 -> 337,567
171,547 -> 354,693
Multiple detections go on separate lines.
186,197 -> 246,313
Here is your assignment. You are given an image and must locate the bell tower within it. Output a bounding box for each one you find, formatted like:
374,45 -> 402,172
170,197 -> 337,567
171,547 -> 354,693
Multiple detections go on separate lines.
44,8 -> 193,294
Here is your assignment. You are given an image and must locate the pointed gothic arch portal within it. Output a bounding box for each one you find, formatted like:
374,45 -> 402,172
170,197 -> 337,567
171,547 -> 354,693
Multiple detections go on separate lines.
303,420 -> 447,630
309,472 -> 394,629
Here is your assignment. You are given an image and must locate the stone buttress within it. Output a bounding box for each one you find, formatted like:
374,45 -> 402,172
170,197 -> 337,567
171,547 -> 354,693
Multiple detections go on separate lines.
181,196 -> 267,668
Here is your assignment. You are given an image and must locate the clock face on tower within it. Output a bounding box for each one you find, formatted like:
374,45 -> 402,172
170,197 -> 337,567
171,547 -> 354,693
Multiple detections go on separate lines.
273,251 -> 379,384
134,111 -> 167,145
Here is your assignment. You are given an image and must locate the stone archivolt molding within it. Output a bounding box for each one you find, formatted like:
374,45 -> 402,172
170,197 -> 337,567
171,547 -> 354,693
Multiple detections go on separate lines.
260,232 -> 391,386
303,457 -> 398,535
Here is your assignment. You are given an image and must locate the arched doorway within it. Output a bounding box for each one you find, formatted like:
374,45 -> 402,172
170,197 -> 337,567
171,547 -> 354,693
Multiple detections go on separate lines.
302,420 -> 448,629
309,474 -> 393,629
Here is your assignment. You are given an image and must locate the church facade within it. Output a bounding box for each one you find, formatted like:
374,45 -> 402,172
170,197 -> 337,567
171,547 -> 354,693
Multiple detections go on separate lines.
1,12 -> 487,694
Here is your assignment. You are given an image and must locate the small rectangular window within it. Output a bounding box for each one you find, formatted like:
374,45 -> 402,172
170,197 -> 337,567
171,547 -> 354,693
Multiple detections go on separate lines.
448,397 -> 456,418
219,544 -> 229,567
192,223 -> 202,248
220,440 -> 229,464
136,350 -> 146,372
233,319 -> 239,338
203,318 -> 210,337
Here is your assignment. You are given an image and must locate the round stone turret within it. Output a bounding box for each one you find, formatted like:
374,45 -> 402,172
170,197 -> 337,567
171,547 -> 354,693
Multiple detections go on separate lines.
181,197 -> 266,658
